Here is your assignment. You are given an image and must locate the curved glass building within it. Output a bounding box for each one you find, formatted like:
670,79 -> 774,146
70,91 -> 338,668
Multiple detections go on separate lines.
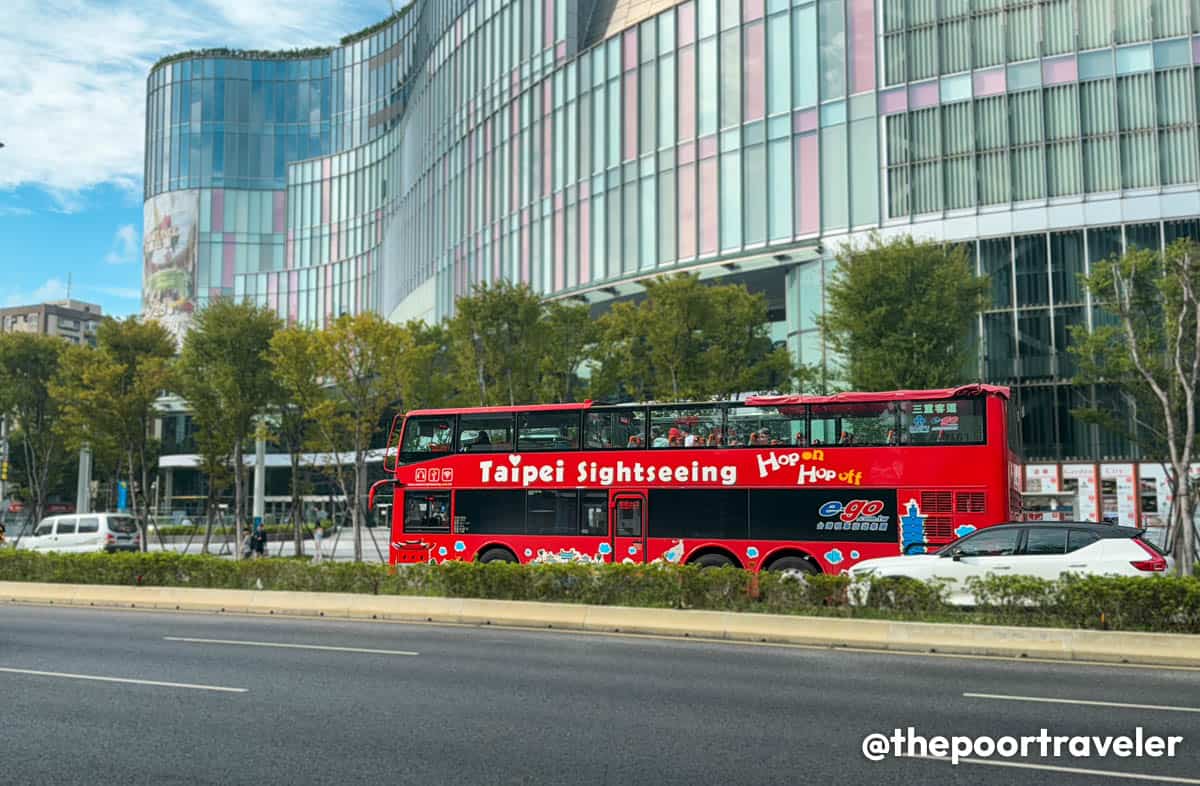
145,0 -> 1200,463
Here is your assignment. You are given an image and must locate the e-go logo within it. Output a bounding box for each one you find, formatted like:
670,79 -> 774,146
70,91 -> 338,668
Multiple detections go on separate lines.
819,499 -> 885,522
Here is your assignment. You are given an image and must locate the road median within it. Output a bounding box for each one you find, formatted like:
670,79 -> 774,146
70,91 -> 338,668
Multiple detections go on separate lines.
2,580 -> 1197,667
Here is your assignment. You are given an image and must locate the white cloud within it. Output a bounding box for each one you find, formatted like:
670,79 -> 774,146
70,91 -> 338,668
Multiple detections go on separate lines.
31,277 -> 69,303
0,0 -> 390,197
105,224 -> 139,264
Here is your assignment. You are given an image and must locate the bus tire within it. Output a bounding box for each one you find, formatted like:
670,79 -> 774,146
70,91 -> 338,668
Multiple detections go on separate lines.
692,552 -> 736,569
478,547 -> 518,564
766,556 -> 818,578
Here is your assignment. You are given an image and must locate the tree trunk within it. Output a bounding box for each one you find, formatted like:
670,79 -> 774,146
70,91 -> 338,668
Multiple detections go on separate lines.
291,451 -> 304,557
352,452 -> 366,562
1179,478 -> 1196,577
202,481 -> 215,554
232,439 -> 244,560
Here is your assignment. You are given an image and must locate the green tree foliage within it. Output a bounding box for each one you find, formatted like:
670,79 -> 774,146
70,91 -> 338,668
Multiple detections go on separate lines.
178,301 -> 281,558
1071,240 -> 1200,575
395,320 -> 457,410
0,333 -> 66,524
820,234 -> 988,391
537,301 -> 596,403
591,274 -> 800,401
310,313 -> 406,562
268,325 -> 324,557
449,281 -> 546,406
52,317 -> 175,547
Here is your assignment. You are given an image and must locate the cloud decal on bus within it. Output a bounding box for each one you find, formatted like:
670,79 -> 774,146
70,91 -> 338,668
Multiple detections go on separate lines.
900,499 -> 927,555
824,548 -> 845,565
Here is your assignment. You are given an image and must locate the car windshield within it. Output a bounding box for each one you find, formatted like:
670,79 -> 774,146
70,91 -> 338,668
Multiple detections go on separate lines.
107,517 -> 138,534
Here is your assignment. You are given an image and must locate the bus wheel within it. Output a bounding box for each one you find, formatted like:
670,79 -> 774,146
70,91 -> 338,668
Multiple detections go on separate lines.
767,556 -> 817,579
692,553 -> 735,569
478,548 -> 518,564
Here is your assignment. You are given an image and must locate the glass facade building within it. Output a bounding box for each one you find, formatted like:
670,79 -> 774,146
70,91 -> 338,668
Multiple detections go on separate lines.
144,0 -> 1200,463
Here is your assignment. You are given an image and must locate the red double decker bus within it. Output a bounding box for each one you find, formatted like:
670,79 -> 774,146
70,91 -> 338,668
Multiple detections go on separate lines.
373,385 -> 1020,574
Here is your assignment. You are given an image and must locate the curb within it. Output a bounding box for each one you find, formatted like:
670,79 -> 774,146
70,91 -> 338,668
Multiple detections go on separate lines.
2,581 -> 1197,667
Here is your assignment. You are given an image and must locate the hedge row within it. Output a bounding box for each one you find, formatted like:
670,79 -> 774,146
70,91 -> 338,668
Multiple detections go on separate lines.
0,551 -> 1197,634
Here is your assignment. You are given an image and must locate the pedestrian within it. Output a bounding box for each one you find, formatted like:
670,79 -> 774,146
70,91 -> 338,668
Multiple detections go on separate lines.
0,519 -> 6,546
251,523 -> 267,559
241,530 -> 252,560
312,522 -> 324,565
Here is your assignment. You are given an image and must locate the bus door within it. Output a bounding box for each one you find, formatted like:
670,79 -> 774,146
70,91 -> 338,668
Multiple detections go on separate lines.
611,492 -> 646,564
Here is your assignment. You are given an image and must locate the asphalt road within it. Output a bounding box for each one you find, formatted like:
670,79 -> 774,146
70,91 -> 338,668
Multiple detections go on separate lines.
1,605 -> 1198,786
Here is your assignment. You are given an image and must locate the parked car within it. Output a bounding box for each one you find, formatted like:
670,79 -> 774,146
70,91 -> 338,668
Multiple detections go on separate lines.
848,522 -> 1172,606
16,513 -> 141,554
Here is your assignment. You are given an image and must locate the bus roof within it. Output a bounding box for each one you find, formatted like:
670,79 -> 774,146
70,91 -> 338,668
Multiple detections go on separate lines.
402,385 -> 1009,418
747,384 -> 1010,407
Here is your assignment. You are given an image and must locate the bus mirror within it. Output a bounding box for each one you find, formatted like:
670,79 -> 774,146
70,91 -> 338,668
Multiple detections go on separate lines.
368,479 -> 398,511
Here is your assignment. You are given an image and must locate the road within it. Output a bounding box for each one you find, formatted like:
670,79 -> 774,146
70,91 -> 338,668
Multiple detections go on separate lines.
1,605 -> 1198,785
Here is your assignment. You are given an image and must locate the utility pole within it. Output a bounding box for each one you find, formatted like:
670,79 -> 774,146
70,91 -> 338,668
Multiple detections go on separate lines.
252,419 -> 266,531
76,445 -> 92,515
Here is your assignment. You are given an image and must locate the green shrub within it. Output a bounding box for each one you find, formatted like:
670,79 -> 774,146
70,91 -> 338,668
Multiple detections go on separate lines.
2,550 -> 1199,634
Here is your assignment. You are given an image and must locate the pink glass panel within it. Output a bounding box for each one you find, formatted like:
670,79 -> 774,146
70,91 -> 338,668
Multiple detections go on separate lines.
743,23 -> 765,122
554,209 -> 565,290
494,224 -> 501,281
877,88 -> 907,114
272,191 -> 285,233
743,0 -> 764,22
624,72 -> 638,160
1194,37 -> 1200,63
222,238 -> 235,289
556,42 -> 566,62
545,0 -> 555,48
580,198 -> 590,285
678,164 -> 697,259
332,225 -> 339,259
678,2 -> 695,47
678,140 -> 696,165
511,134 -> 520,212
286,235 -> 293,268
322,158 -> 331,179
522,209 -> 531,283
796,134 -> 819,235
624,29 -> 638,71
972,67 -> 1006,97
678,47 -> 696,140
698,134 -> 718,158
321,177 -> 330,226
268,272 -> 278,313
850,0 -> 876,94
908,81 -> 939,109
698,158 -> 718,255
211,189 -> 224,233
288,271 -> 298,322
544,81 -> 553,116
1042,55 -> 1077,85
543,122 -> 553,195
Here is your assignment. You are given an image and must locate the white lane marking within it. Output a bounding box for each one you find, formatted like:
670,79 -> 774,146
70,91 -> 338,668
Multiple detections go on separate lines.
0,666 -> 246,693
164,636 -> 418,656
909,754 -> 1200,784
964,692 -> 1200,714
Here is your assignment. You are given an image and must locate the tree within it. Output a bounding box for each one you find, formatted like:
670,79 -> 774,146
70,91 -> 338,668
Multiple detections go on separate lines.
0,333 -> 66,525
448,281 -> 545,405
311,313 -> 405,562
537,301 -> 594,403
395,320 -> 457,410
268,325 -> 324,557
1072,239 -> 1200,575
178,300 -> 281,559
591,274 -> 803,401
52,317 -> 175,549
819,234 -> 988,391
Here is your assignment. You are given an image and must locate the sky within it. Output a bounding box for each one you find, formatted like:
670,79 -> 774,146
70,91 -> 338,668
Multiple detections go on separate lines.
0,0 -> 393,317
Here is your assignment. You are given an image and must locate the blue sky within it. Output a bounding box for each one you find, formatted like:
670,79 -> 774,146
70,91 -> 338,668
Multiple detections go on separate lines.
0,0 -> 392,317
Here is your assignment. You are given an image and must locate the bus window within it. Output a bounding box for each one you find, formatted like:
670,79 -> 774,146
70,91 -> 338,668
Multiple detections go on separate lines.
725,405 -> 807,447
400,416 -> 454,458
900,398 -> 986,445
404,492 -> 451,533
526,490 -> 580,534
649,405 -> 722,448
517,411 -> 581,451
809,402 -> 897,446
585,409 -> 647,449
457,413 -> 514,452
581,492 -> 608,535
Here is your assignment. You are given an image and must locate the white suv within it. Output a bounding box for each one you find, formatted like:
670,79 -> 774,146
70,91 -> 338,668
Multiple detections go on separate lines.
849,522 -> 1173,606
17,513 -> 141,554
